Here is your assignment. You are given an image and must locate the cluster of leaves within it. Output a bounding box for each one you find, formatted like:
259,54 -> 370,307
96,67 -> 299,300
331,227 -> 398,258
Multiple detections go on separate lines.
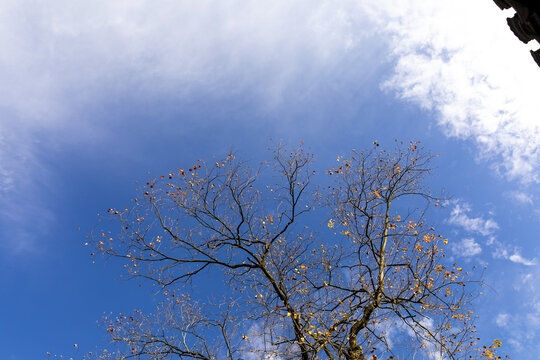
478,339 -> 507,360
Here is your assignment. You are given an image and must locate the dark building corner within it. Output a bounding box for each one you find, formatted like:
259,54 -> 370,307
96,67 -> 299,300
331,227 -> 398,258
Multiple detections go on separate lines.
492,0 -> 540,67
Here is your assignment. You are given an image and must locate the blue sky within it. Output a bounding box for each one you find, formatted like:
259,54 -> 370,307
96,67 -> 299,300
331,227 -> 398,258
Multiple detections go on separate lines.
1,0 -> 540,359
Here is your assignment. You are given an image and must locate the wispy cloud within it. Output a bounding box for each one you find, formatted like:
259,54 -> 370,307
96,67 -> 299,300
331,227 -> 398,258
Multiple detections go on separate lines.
447,200 -> 499,236
403,317 -> 444,360
495,313 -> 509,328
446,201 -> 536,266
489,238 -> 536,266
0,0 -> 377,254
0,125 -> 56,255
3,0 -> 540,257
493,265 -> 540,352
508,253 -> 536,266
242,323 -> 282,360
451,238 -> 482,257
0,0 -> 375,126
505,191 -> 533,205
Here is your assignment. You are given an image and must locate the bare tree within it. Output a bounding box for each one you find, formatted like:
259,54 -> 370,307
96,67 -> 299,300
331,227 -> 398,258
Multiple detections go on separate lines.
91,142 -> 504,360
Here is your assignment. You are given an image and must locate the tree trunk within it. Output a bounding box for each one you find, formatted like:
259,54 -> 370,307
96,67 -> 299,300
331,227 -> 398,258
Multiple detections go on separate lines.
347,345 -> 366,360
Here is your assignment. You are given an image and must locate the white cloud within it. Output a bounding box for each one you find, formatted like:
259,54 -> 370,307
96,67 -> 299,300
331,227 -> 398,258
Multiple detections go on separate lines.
445,201 -> 537,266
0,0 -> 375,127
242,322 -> 282,360
489,264 -> 540,353
403,317 -> 444,360
495,313 -> 509,328
522,273 -> 533,284
372,0 -> 540,183
0,124 -> 55,255
508,253 -> 537,266
491,239 -> 537,266
0,0 -> 377,254
452,238 -> 482,257
447,200 -> 499,236
3,0 -> 540,256
506,191 -> 533,205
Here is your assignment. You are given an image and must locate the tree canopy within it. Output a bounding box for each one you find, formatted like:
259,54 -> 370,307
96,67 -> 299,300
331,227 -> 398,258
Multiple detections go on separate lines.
90,142 -> 505,360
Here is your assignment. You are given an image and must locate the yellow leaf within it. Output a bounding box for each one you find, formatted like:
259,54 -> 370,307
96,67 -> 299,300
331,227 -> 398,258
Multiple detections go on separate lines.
328,219 -> 335,229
